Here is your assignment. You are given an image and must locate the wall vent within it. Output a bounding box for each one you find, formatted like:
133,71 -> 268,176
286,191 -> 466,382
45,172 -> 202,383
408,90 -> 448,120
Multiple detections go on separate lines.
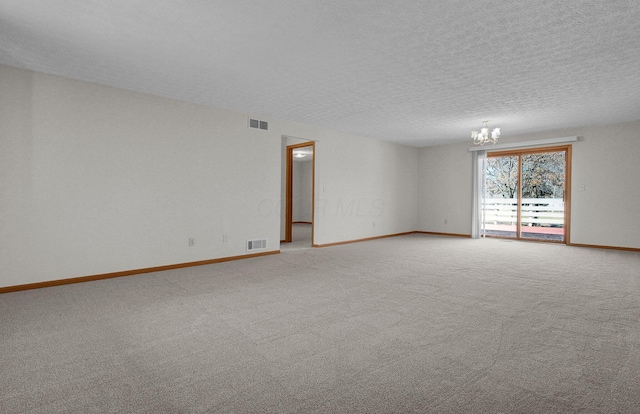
248,118 -> 268,131
247,238 -> 267,251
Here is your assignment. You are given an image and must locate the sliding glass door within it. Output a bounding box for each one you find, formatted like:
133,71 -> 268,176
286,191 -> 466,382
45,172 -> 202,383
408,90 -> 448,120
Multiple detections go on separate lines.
483,146 -> 571,243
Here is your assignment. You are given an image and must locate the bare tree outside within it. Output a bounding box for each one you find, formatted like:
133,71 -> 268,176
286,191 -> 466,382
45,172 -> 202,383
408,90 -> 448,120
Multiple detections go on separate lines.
485,152 -> 565,199
521,152 -> 565,199
485,156 -> 518,198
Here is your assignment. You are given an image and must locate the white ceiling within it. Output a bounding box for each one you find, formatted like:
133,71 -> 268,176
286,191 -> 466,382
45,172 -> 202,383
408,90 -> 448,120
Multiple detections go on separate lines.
2,0 -> 639,147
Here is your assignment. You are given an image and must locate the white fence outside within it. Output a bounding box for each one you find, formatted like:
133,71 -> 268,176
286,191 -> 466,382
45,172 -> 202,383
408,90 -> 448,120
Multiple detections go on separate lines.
483,198 -> 564,227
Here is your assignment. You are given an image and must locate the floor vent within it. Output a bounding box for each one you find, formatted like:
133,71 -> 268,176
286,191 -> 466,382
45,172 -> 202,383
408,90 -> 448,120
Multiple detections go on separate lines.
247,239 -> 267,251
248,118 -> 268,130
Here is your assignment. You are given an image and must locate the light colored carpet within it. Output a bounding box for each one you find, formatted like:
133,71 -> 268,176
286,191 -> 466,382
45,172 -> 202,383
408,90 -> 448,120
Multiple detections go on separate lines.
1,234 -> 639,413
281,223 -> 313,251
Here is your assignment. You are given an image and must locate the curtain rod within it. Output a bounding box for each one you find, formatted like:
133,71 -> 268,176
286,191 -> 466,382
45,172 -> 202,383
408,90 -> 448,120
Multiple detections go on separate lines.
468,136 -> 578,152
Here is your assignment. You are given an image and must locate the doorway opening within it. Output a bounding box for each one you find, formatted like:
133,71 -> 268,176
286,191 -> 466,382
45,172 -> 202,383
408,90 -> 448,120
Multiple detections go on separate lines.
483,145 -> 572,243
284,141 -> 314,249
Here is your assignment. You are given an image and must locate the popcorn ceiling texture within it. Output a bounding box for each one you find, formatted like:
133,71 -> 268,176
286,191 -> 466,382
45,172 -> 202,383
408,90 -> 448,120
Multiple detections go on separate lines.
1,0 -> 639,146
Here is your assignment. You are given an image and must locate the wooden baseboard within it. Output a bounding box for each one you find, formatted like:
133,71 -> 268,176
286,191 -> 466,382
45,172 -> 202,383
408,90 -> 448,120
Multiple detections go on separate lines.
292,221 -> 312,224
415,231 -> 472,238
0,250 -> 280,294
567,242 -> 640,252
312,231 -> 415,248
4,235 -> 635,294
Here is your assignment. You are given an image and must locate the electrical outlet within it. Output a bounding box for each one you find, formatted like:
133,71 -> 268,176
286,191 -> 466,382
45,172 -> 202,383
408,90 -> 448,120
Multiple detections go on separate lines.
222,234 -> 228,243
444,219 -> 448,224
188,238 -> 194,246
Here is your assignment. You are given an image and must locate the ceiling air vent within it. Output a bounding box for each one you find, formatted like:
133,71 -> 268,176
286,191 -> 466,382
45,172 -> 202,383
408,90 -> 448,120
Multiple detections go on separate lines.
248,118 -> 268,131
247,238 -> 267,251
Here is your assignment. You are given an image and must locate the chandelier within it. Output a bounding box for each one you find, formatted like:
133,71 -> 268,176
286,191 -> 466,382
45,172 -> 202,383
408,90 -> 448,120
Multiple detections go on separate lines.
471,121 -> 500,145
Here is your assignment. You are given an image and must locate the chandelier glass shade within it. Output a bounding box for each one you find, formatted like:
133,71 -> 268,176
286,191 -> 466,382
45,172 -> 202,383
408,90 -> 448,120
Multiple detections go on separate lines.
472,121 -> 500,145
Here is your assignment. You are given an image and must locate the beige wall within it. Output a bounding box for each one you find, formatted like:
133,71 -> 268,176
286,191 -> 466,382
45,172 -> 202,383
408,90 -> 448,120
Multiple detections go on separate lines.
0,64 -> 281,288
293,160 -> 313,222
417,141 -> 472,235
0,64 -> 418,288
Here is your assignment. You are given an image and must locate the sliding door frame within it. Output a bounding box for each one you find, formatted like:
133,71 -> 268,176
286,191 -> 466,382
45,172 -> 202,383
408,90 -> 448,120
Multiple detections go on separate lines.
486,145 -> 572,243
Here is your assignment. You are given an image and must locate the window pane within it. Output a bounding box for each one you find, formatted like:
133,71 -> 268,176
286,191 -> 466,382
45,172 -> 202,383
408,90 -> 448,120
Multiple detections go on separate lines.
520,152 -> 565,241
484,156 -> 518,238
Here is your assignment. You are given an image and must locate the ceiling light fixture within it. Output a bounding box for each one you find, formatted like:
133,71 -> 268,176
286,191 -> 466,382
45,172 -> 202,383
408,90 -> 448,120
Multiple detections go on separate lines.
471,121 -> 500,146
293,153 -> 307,158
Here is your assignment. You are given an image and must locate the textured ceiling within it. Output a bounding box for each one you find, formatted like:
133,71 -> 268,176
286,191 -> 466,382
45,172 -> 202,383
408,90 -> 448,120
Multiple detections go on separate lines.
1,0 -> 639,147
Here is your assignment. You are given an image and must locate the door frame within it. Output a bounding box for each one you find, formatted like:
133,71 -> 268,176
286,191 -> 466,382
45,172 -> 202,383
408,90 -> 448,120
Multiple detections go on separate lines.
285,141 -> 315,244
486,145 -> 572,243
